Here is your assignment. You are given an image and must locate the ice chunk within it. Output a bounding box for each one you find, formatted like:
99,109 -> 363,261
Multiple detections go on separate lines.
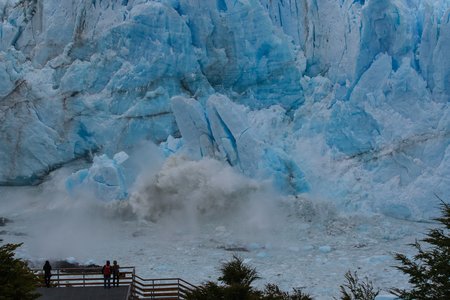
171,96 -> 215,159
350,53 -> 392,103
160,135 -> 183,157
66,153 -> 129,201
113,151 -> 129,165
381,204 -> 412,220
326,103 -> 380,157
319,245 -> 332,253
207,94 -> 261,174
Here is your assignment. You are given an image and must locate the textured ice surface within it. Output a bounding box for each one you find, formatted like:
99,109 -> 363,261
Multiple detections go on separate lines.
171,94 -> 308,193
0,0 -> 449,218
66,152 -> 129,201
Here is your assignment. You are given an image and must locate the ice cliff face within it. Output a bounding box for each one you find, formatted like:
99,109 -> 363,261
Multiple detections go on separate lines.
0,0 -> 449,218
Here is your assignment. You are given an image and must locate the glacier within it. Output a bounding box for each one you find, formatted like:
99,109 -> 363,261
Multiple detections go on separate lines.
0,0 -> 449,220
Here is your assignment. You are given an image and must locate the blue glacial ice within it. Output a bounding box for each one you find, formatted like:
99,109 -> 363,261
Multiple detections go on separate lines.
171,94 -> 308,193
66,151 -> 129,201
0,0 -> 449,219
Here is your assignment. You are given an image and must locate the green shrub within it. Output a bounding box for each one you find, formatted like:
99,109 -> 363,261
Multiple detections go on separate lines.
262,283 -> 289,299
391,201 -> 450,299
186,255 -> 313,300
337,271 -> 379,300
219,255 -> 260,287
262,284 -> 313,300
186,281 -> 225,300
0,243 -> 40,300
289,288 -> 315,300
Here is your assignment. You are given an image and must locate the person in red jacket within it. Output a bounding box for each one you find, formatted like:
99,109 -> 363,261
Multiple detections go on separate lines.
102,260 -> 111,288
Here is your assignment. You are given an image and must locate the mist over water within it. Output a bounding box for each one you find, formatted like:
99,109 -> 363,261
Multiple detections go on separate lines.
0,148 -> 432,298
128,154 -> 299,247
1,143 -> 295,262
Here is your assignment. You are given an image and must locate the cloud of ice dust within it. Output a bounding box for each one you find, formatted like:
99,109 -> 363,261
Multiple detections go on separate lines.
128,155 -> 284,236
1,141 -> 165,262
11,168 -> 125,261
1,141 -> 289,262
121,141 -> 166,187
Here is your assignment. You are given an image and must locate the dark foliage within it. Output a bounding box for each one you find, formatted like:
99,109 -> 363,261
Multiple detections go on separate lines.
262,284 -> 313,300
186,256 -> 313,300
262,284 -> 290,299
337,271 -> 379,300
219,255 -> 260,286
0,243 -> 40,300
391,201 -> 450,299
290,288 -> 315,300
186,281 -> 226,300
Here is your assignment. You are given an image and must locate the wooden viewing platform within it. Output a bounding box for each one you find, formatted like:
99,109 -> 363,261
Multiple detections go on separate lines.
33,267 -> 196,299
36,286 -> 130,300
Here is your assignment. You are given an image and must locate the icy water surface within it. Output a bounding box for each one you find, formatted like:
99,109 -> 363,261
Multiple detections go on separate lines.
0,184 -> 430,299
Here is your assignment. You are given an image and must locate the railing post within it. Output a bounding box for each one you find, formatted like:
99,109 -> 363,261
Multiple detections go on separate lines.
83,272 -> 85,287
132,267 -> 136,299
178,278 -> 181,299
152,279 -> 155,299
57,269 -> 60,287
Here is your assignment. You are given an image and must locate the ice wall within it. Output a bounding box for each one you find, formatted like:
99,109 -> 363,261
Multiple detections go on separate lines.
0,0 -> 303,184
0,0 -> 449,218
261,0 -> 450,103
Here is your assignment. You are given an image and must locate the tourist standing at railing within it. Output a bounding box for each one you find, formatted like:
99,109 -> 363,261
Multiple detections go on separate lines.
102,260 -> 112,288
112,260 -> 120,287
43,261 -> 52,288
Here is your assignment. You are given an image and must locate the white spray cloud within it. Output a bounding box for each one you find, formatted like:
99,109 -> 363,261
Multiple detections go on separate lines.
128,155 -> 283,234
0,141 -> 323,264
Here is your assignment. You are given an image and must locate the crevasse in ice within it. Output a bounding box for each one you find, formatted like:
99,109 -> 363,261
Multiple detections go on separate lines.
0,0 -> 448,218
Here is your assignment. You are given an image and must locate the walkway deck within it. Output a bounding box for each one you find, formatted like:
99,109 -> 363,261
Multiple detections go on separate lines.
33,266 -> 195,299
36,286 -> 129,300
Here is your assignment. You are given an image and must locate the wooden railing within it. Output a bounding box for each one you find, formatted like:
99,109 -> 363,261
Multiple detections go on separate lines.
131,275 -> 196,299
33,267 -> 196,299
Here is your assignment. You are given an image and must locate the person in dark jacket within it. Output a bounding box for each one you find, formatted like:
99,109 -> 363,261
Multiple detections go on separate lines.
43,261 -> 52,288
112,260 -> 120,287
102,260 -> 112,288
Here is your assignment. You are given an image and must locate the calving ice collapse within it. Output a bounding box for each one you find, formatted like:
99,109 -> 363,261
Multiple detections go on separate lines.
0,0 -> 449,219
66,151 -> 129,201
